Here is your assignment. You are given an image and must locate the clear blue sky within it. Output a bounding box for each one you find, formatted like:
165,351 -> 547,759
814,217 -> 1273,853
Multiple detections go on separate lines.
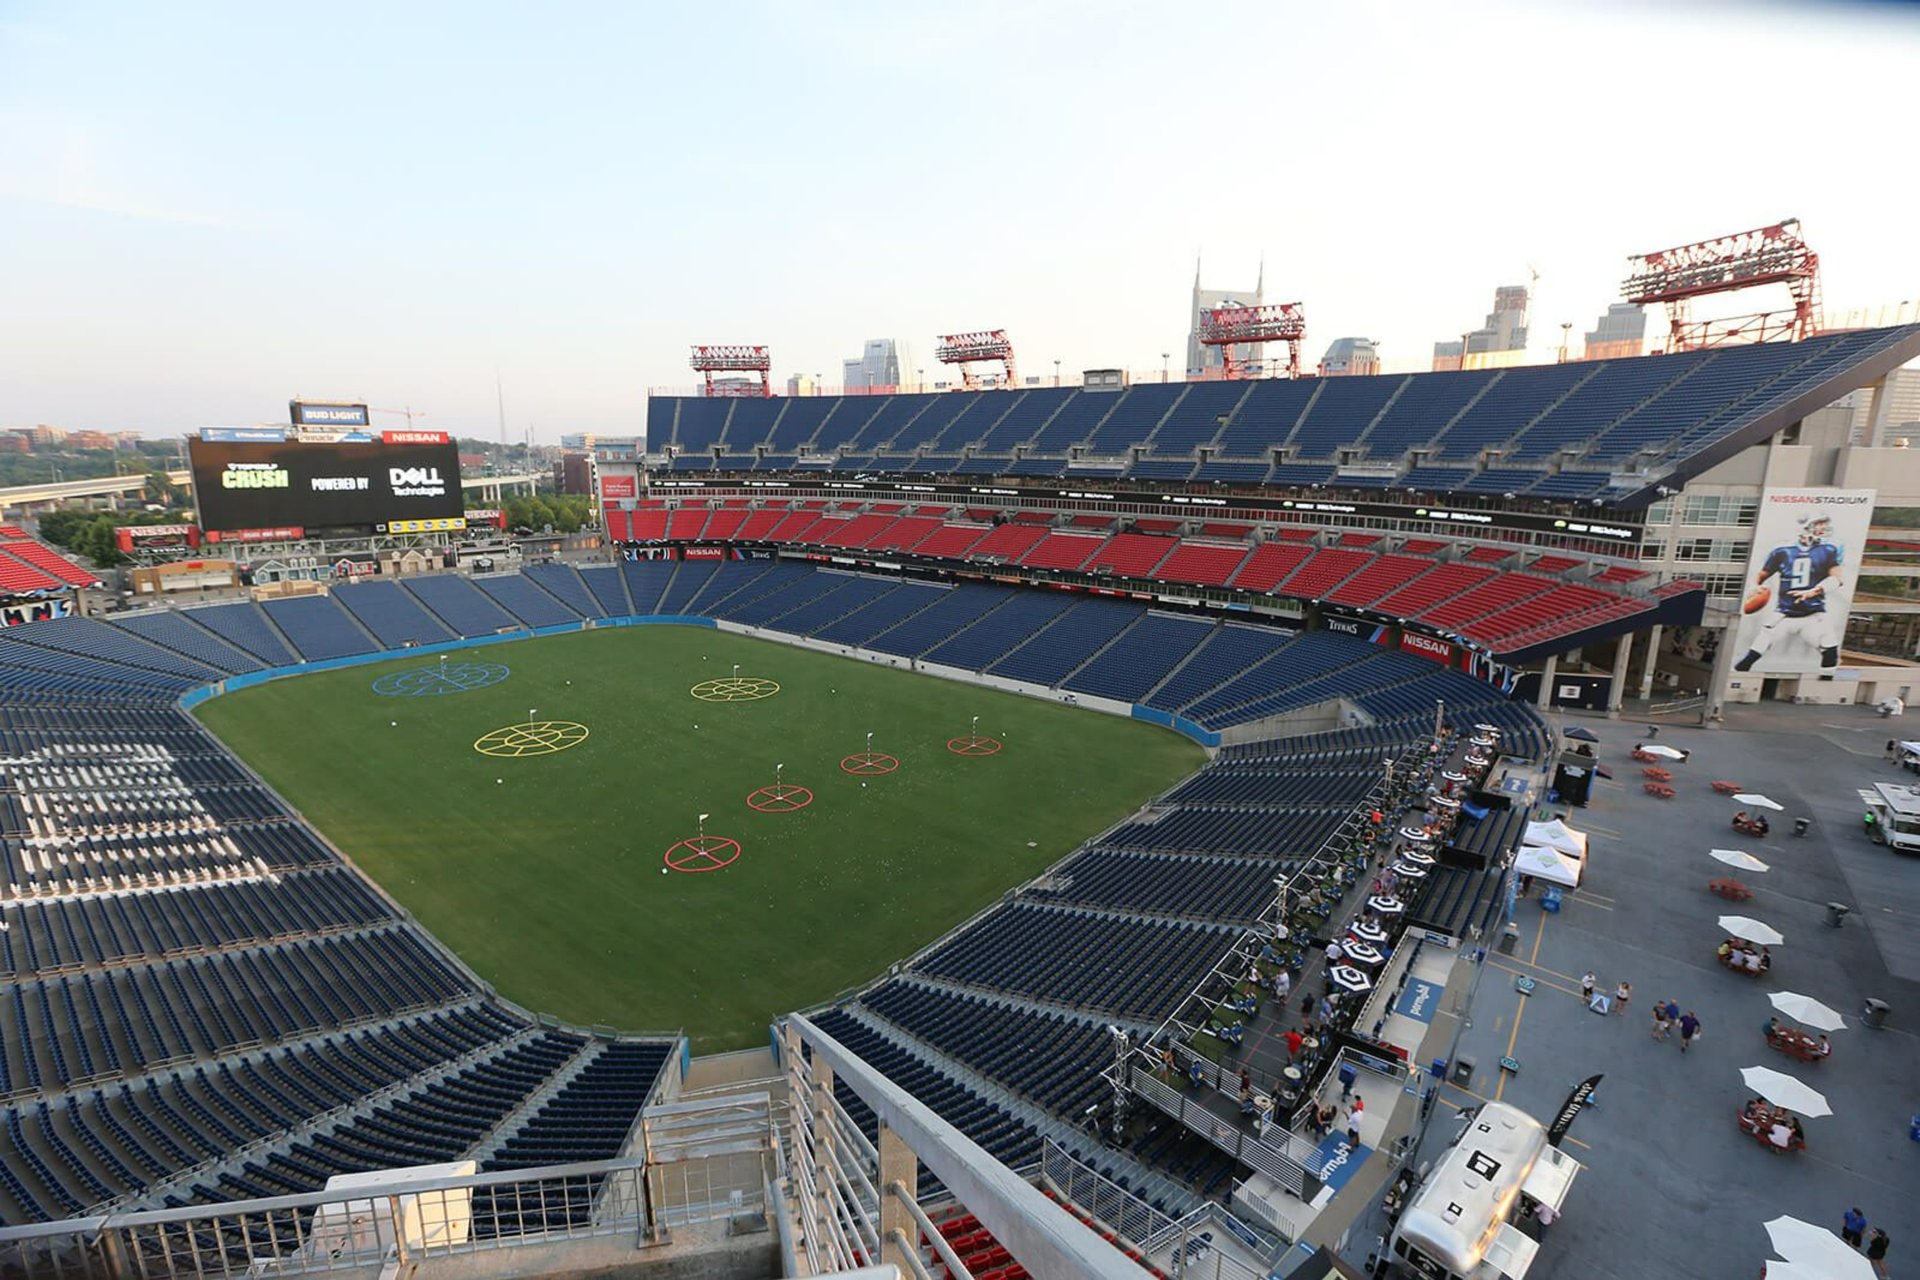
3,0 -> 1917,439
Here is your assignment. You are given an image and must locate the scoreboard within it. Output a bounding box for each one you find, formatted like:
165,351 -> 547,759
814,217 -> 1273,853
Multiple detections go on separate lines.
189,431 -> 465,535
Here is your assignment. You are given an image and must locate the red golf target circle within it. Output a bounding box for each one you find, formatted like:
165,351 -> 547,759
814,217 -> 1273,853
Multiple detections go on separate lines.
663,836 -> 742,873
947,735 -> 1003,756
840,752 -> 901,775
746,784 -> 814,812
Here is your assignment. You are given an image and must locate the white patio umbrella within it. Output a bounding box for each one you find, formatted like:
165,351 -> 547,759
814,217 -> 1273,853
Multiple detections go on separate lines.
1641,743 -> 1686,760
1740,1066 -> 1832,1118
1764,1216 -> 1874,1279
1720,915 -> 1785,946
1769,992 -> 1846,1033
1327,964 -> 1373,994
1734,793 -> 1786,811
1711,849 -> 1771,873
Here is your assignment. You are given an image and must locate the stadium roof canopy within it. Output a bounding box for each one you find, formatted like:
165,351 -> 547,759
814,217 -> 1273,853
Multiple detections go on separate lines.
646,324 -> 1920,510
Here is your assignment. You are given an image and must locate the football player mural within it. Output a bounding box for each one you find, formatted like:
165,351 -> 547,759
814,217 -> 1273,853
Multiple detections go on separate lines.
1731,489 -> 1875,675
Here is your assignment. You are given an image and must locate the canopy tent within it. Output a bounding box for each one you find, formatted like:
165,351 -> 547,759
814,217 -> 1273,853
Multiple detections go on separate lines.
1524,817 -> 1589,857
1515,843 -> 1583,887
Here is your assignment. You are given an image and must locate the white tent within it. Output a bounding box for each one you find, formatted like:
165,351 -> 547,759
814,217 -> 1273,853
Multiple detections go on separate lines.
1515,843 -> 1583,887
1524,817 -> 1589,858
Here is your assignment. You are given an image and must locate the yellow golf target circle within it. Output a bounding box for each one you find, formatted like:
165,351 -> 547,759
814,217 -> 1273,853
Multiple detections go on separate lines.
690,677 -> 781,702
473,720 -> 590,758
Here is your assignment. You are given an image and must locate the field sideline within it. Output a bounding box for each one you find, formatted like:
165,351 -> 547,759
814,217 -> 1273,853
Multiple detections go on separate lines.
194,625 -> 1206,1051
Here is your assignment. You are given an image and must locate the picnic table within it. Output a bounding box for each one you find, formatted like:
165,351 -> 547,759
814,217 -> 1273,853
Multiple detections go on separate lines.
1709,878 -> 1753,901
1711,780 -> 1742,796
1644,781 -> 1675,798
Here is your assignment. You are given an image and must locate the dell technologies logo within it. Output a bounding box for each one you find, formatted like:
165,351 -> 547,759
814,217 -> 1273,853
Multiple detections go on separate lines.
388,465 -> 448,498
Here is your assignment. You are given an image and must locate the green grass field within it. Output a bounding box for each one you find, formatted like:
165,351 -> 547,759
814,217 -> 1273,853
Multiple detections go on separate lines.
193,626 -> 1204,1051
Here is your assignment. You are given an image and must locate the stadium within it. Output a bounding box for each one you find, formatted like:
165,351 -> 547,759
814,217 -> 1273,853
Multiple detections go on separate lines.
4,217 -> 1920,1280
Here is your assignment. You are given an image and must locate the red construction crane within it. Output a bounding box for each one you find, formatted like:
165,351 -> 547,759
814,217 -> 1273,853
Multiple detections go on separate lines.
1198,303 -> 1308,380
689,345 -> 772,398
934,330 -> 1018,392
1621,219 -> 1822,351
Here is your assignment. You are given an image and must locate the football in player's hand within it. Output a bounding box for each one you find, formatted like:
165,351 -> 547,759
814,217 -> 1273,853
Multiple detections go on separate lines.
1743,586 -> 1772,615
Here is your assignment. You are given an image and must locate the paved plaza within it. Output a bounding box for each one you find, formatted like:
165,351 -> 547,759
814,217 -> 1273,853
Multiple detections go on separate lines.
1334,701 -> 1920,1279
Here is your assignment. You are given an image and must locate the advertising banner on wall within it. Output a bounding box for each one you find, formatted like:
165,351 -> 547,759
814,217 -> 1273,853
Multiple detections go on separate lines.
1730,487 -> 1875,675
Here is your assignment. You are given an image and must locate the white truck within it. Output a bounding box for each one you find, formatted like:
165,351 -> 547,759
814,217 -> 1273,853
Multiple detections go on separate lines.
1859,781 -> 1920,855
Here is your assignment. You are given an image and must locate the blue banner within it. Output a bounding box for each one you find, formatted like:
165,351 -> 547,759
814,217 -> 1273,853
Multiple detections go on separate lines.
1312,1132 -> 1371,1194
201,427 -> 287,442
1393,978 -> 1441,1025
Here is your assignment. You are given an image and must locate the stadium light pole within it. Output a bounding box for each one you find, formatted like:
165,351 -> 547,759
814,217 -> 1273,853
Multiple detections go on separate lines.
1161,352 -> 1169,383
1053,359 -> 1061,387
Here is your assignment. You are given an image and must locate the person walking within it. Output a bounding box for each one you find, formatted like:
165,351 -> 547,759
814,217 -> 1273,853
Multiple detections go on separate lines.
1866,1226 -> 1889,1276
1581,971 -> 1597,1002
1652,1002 -> 1670,1040
1678,1010 -> 1701,1053
1614,981 -> 1631,1014
1841,1207 -> 1866,1249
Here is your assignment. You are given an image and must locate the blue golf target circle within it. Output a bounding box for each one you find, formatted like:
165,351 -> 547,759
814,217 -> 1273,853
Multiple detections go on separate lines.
372,661 -> 511,697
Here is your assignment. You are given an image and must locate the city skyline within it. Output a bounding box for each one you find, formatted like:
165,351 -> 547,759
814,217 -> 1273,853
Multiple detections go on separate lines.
3,1 -> 1919,440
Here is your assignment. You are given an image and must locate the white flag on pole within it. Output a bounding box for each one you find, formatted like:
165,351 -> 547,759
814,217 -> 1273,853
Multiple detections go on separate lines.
698,813 -> 710,822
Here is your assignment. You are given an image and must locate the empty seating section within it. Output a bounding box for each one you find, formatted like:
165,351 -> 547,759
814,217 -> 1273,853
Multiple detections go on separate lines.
1025,849 -> 1283,924
577,565 -> 633,616
865,586 -> 1007,658
813,582 -> 946,646
1087,534 -> 1174,578
1277,547 -> 1371,598
1144,625 -> 1295,713
628,507 -> 669,541
618,560 -> 675,613
1016,531 -> 1105,571
969,523 -> 1050,562
398,576 -> 517,637
1322,555 -> 1436,608
179,604 -> 300,667
990,599 -> 1142,685
657,561 -> 720,615
485,1038 -> 671,1171
334,582 -> 455,648
859,981 -> 1112,1119
912,523 -> 993,558
1064,615 -> 1213,702
1228,542 -> 1312,592
806,1008 -> 1038,1171
1420,572 -> 1554,631
259,597 -> 377,662
923,592 -> 1078,670
110,612 -> 263,674
1508,354 -> 1696,461
525,564 -> 606,618
1287,376 -> 1401,459
1156,541 -> 1252,587
915,904 -> 1234,1020
475,573 -> 583,627
1373,563 -> 1496,618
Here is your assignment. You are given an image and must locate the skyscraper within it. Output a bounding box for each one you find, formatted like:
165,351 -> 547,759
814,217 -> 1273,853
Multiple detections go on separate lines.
1582,302 -> 1648,361
1433,285 -> 1531,370
1185,260 -> 1264,378
841,339 -> 908,393
1319,337 -> 1381,377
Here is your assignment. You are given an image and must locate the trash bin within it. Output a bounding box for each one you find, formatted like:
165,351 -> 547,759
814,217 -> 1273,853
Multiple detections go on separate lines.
1825,902 -> 1850,929
1498,923 -> 1521,955
1794,817 -> 1812,837
1450,1056 -> 1475,1088
1863,998 -> 1890,1029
